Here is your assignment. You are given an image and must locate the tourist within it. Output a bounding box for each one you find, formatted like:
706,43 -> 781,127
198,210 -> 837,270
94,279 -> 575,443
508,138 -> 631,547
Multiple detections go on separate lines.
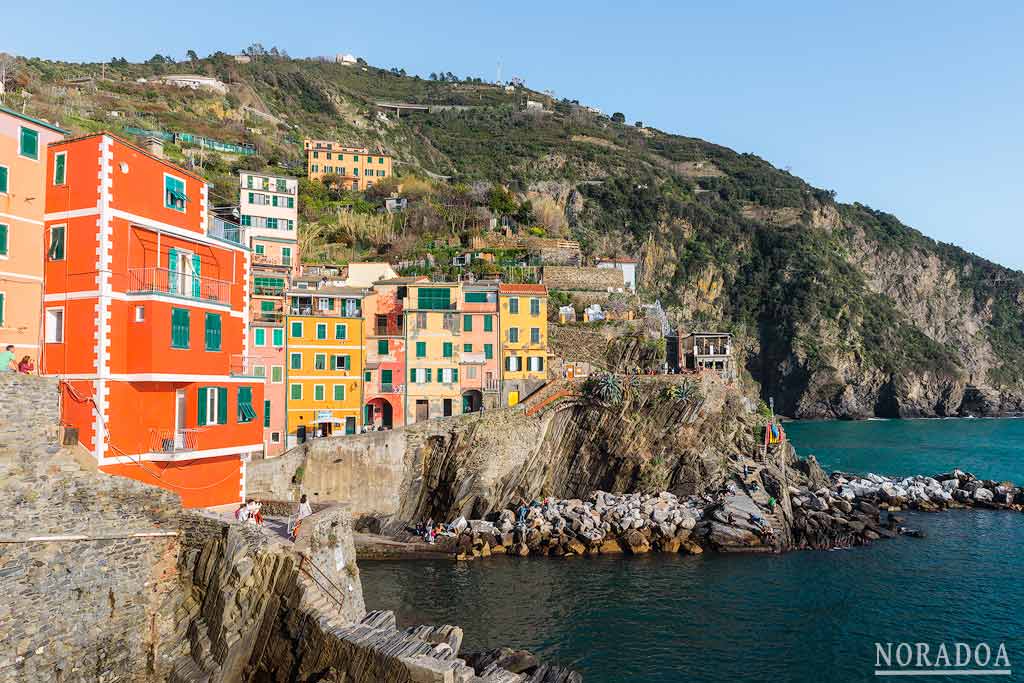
17,356 -> 34,374
291,494 -> 313,540
0,345 -> 15,372
234,503 -> 249,523
251,500 -> 265,526
516,500 -> 529,525
767,496 -> 777,513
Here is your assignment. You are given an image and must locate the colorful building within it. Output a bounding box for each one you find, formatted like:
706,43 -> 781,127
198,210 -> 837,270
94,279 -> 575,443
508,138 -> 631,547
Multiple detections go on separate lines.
239,171 -> 298,457
304,139 -> 392,191
0,106 -> 66,361
362,276 -> 424,428
404,281 -> 463,423
43,132 -> 263,507
459,281 -> 501,412
285,286 -> 365,444
498,283 -> 549,406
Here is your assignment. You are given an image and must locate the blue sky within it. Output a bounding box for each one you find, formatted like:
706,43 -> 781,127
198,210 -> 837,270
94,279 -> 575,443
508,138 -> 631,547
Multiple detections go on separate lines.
6,1 -> 1023,269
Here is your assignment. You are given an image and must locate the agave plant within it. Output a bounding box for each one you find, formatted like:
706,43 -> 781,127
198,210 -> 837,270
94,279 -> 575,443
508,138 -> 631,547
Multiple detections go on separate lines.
584,372 -> 624,406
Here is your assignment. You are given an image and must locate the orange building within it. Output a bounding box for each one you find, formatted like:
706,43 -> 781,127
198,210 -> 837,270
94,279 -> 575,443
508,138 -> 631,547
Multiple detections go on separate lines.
0,105 -> 66,362
304,139 -> 392,191
42,133 -> 263,507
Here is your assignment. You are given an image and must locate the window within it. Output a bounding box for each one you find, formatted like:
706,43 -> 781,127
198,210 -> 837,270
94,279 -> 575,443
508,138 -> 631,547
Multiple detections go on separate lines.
204,313 -> 222,351
254,244 -> 265,255
377,339 -> 388,355
531,327 -> 540,345
0,294 -> 4,327
509,327 -> 519,343
48,225 -> 66,261
416,341 -> 426,358
0,224 -> 7,257
316,323 -> 327,340
315,353 -> 326,370
238,387 -> 257,422
364,370 -> 371,383
171,308 -> 189,348
253,327 -> 267,346
530,298 -> 541,315
463,315 -> 472,332
45,308 -> 64,343
442,342 -> 453,358
332,355 -> 351,371
282,247 -> 291,266
417,287 -> 451,310
290,321 -> 303,338
465,292 -> 488,303
198,387 -> 227,425
466,367 -> 477,379
505,355 -> 521,372
271,432 -> 281,443
416,312 -> 426,329
484,315 -> 493,332
508,297 -> 519,314
134,305 -> 145,322
0,165 -> 8,194
379,157 -> 384,163
264,400 -> 271,428
334,323 -> 347,340
271,366 -> 284,383
333,384 -> 345,401
290,383 -> 302,400
381,369 -> 393,386
164,174 -> 186,212
53,152 -> 67,185
528,356 -> 545,372
19,127 -> 39,160
314,384 -> 325,401
272,328 -> 284,346
464,343 -> 473,353
484,344 -> 493,360
253,366 -> 266,378
290,352 -> 302,369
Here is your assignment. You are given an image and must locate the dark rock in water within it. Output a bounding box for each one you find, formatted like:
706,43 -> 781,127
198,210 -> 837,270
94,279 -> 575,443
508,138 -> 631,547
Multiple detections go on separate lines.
466,647 -> 541,674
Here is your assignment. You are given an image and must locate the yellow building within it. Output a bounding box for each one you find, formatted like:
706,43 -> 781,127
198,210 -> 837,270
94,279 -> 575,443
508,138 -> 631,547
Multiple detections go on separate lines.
304,139 -> 393,191
498,284 -> 549,406
285,287 -> 366,445
404,282 -> 463,423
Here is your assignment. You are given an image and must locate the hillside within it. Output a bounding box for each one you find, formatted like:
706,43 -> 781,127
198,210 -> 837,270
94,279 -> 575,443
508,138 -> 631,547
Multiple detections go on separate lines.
6,50 -> 1024,418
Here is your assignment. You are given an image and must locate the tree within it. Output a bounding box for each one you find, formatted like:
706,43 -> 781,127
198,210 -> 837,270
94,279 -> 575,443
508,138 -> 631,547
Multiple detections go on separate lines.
186,49 -> 199,64
487,186 -> 518,216
611,112 -> 626,124
634,121 -> 643,128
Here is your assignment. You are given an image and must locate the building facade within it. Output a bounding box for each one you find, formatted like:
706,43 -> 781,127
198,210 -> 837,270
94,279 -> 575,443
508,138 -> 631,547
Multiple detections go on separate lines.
304,139 -> 392,191
43,133 -> 263,507
498,283 -> 548,406
404,281 -> 463,423
285,286 -> 365,445
459,281 -> 501,412
362,277 -> 423,428
596,257 -> 638,291
0,106 -> 66,362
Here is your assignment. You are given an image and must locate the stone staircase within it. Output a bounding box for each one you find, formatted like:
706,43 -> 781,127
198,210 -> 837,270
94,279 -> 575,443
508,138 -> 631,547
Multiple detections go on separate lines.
735,455 -> 786,542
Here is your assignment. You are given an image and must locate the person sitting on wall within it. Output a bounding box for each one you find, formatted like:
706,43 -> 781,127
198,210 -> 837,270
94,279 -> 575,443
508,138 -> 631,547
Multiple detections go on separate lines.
17,356 -> 34,374
0,345 -> 15,372
234,503 -> 249,523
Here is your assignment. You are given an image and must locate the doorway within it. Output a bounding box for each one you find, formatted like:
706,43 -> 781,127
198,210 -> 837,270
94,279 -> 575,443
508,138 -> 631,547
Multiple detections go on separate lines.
415,400 -> 429,422
174,389 -> 186,449
443,398 -> 453,417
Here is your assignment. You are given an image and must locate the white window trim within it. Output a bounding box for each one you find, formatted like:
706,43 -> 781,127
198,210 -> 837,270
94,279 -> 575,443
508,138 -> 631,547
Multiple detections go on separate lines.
333,383 -> 346,401
134,305 -> 145,322
291,321 -> 304,338
45,306 -> 65,343
290,383 -> 303,400
316,323 -> 328,339
314,353 -> 327,370
53,151 -> 67,185
271,365 -> 284,383
314,383 -> 326,401
18,127 -> 39,162
252,365 -> 266,378
205,388 -> 219,426
254,328 -> 266,346
270,432 -> 281,443
335,323 -> 347,340
49,224 -> 67,262
163,171 -> 187,213
290,352 -> 302,370
272,328 -> 284,346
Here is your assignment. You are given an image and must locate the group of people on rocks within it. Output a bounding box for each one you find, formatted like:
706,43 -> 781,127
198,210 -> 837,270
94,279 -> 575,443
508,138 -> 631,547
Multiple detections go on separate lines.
234,498 -> 265,526
413,516 -> 468,544
0,345 -> 34,373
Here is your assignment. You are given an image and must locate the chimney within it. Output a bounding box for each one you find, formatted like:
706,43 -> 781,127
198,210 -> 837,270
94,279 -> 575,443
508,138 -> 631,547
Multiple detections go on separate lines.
143,135 -> 164,159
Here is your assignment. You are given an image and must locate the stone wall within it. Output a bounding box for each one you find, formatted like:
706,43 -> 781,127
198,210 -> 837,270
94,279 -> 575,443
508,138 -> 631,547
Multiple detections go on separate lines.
543,266 -> 623,292
0,374 -> 186,682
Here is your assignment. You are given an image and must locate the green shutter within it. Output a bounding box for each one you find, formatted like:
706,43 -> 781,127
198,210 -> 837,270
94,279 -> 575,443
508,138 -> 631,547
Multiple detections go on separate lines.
378,339 -> 388,355
197,387 -> 208,425
417,287 -> 451,310
255,328 -> 265,345
465,292 -> 488,303
48,225 -> 65,260
291,321 -> 302,337
238,386 -> 254,422
171,308 -> 190,348
191,254 -> 202,298
410,368 -> 416,383
204,313 -> 221,351
0,166 -> 8,193
364,370 -> 371,382
264,400 -> 271,428
217,387 -> 228,424
334,384 -> 344,400
453,368 -> 459,382
382,369 -> 392,384
272,328 -> 284,346
20,127 -> 39,159
317,324 -> 327,340
463,315 -> 472,332
335,324 -> 346,340
314,385 -> 324,401
167,247 -> 178,294
484,315 -> 493,332
54,153 -> 66,185
464,344 -> 472,353
484,344 -> 493,359
416,341 -> 426,358
291,353 -> 301,369
0,225 -> 7,256
443,342 -> 452,358
426,368 -> 432,383
291,384 -> 301,400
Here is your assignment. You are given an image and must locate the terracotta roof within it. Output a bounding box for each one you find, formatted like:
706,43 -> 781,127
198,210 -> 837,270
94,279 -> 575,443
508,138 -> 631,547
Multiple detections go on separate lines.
498,283 -> 548,294
374,276 -> 429,285
598,257 -> 638,264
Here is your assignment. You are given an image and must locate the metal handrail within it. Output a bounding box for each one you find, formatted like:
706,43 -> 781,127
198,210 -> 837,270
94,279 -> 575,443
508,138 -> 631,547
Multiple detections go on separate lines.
128,267 -> 231,304
149,427 -> 202,453
297,553 -> 347,613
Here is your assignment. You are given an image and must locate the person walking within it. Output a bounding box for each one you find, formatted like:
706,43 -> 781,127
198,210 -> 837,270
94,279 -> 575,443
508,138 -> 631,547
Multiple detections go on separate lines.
291,494 -> 313,540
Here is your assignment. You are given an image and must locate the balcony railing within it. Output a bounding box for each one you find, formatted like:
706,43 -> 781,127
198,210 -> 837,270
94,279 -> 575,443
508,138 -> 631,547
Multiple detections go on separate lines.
210,217 -> 242,245
253,253 -> 293,268
373,323 -> 405,337
253,284 -> 286,296
252,311 -> 284,323
371,383 -> 404,395
128,267 -> 231,304
149,427 -> 201,454
485,377 -> 500,392
230,354 -> 267,378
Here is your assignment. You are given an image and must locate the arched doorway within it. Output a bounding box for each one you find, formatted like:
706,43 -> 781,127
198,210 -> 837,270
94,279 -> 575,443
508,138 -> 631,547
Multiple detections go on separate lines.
366,397 -> 395,429
462,389 -> 483,414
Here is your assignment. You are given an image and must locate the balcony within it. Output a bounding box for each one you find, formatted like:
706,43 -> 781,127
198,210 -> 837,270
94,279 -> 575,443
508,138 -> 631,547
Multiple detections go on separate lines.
128,267 -> 231,304
230,354 -> 268,378
252,310 -> 284,323
370,383 -> 404,395
372,322 -> 405,337
210,217 -> 242,245
149,427 -> 201,454
253,253 -> 293,268
485,377 -> 500,392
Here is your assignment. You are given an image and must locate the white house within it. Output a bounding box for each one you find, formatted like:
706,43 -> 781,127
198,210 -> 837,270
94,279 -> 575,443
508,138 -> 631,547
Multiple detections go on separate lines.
336,53 -> 358,65
596,258 -> 638,291
156,74 -> 228,95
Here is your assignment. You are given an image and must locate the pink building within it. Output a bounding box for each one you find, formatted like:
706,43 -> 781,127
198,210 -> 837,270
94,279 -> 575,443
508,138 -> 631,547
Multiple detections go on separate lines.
362,276 -> 424,428
459,281 -> 501,411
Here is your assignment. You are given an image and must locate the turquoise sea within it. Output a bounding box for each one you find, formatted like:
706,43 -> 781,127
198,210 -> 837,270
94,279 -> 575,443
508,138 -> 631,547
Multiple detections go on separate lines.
360,419 -> 1024,682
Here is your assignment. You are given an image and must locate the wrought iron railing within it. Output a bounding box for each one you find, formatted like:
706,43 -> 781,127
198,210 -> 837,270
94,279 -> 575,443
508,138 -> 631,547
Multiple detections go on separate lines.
210,217 -> 242,244
149,427 -> 201,453
128,267 -> 231,304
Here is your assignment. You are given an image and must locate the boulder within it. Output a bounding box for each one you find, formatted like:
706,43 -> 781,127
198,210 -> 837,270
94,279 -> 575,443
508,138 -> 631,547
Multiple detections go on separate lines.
973,488 -> 994,503
622,530 -> 651,554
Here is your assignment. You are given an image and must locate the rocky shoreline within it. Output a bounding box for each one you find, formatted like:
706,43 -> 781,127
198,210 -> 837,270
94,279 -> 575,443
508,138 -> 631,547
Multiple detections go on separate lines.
358,464 -> 1024,561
